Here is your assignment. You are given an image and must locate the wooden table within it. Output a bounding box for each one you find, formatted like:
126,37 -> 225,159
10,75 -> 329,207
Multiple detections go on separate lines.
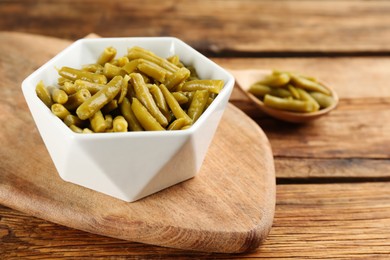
1,0 -> 390,258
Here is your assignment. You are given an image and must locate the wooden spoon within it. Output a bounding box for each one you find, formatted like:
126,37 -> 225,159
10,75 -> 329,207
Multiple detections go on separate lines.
229,69 -> 339,123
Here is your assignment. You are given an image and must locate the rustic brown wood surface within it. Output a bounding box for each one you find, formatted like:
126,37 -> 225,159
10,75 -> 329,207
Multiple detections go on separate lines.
1,0 -> 390,258
1,182 -> 389,259
1,0 -> 390,55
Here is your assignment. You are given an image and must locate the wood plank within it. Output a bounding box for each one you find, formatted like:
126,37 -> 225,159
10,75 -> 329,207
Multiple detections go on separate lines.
275,158 -> 390,180
2,182 -> 389,258
256,182 -> 390,259
1,1 -> 390,54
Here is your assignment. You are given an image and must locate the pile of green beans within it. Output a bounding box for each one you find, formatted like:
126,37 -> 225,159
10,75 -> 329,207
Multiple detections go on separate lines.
248,70 -> 335,113
36,46 -> 224,133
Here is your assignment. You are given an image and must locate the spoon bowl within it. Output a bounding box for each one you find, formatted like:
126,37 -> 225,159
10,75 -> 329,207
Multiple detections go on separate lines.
229,69 -> 339,123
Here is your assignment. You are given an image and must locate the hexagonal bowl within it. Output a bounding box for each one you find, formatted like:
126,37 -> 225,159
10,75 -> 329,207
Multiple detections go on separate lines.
21,37 -> 235,202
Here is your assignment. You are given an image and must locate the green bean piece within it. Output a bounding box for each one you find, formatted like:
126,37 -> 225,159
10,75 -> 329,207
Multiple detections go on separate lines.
63,114 -> 86,128
131,98 -> 165,131
105,114 -> 113,129
51,88 -> 68,104
137,59 -> 167,82
139,73 -> 151,84
303,75 -> 318,82
74,80 -> 104,95
187,90 -> 209,122
109,59 -> 119,67
164,67 -> 190,90
126,78 -> 136,100
183,91 -> 195,103
168,118 -> 190,130
149,84 -> 171,122
172,92 -> 189,105
166,55 -> 177,64
97,46 -> 117,65
82,63 -> 104,74
65,89 -> 92,111
182,79 -> 224,94
128,46 -> 179,73
287,84 -> 300,99
158,84 -> 193,124
270,87 -> 292,98
263,94 -> 316,113
35,80 -> 53,108
205,96 -> 214,109
59,66 -> 107,84
82,128 -> 94,134
310,91 -> 335,109
130,73 -> 168,127
76,76 -> 123,120
145,83 -> 153,90
70,124 -> 83,133
120,97 -> 143,131
167,55 -> 184,67
51,103 -> 71,120
57,77 -> 72,86
113,116 -> 128,132
60,81 -> 77,95
103,63 -> 126,79
118,75 -> 130,104
249,83 -> 292,99
296,88 -> 320,112
291,75 -> 331,95
248,83 -> 271,97
279,70 -> 318,83
90,110 -> 107,133
116,56 -> 129,67
101,99 -> 118,114
181,125 -> 191,130
258,72 -> 290,87
187,66 -> 200,81
122,59 -> 140,74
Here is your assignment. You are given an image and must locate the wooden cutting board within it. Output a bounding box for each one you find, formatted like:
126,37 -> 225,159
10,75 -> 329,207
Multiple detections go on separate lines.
0,32 -> 275,253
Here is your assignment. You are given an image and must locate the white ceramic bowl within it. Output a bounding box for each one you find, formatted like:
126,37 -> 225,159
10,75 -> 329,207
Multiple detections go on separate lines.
22,37 -> 235,202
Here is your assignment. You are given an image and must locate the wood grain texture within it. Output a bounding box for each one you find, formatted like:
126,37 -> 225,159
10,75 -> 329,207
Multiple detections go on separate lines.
275,158 -> 390,180
0,32 -> 275,253
2,182 -> 389,259
1,0 -> 390,54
